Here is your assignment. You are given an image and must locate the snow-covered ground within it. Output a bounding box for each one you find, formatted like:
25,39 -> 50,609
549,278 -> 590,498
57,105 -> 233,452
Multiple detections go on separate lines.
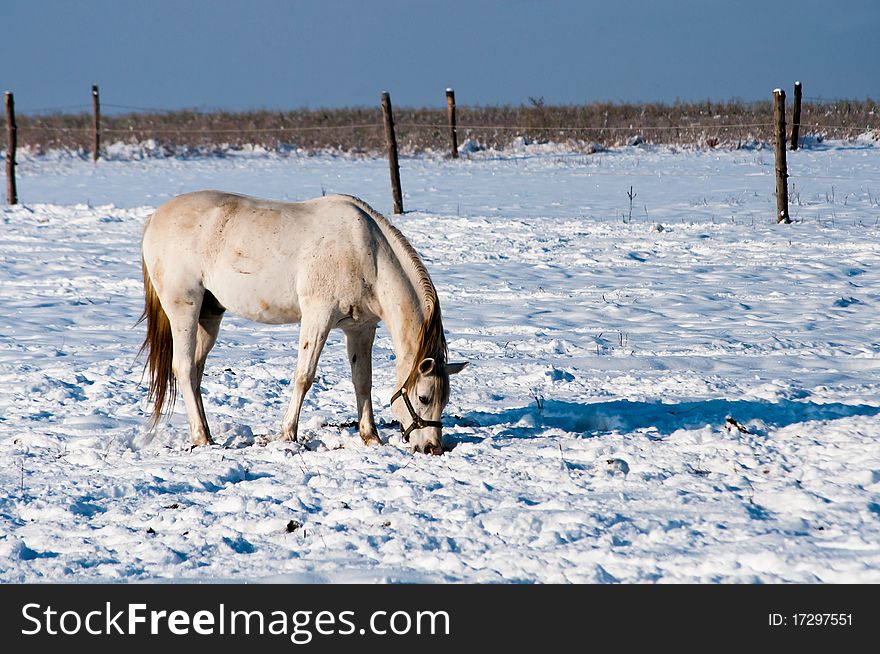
2,138 -> 879,583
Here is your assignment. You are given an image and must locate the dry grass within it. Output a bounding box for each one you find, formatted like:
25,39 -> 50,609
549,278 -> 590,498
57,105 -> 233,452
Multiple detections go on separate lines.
6,98 -> 878,156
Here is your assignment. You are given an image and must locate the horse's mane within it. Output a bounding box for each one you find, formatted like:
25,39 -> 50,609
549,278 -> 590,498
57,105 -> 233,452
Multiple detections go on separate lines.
340,195 -> 448,392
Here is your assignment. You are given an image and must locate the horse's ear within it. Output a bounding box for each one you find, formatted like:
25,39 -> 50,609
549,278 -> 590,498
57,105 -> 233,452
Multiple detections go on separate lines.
446,361 -> 469,375
418,358 -> 435,375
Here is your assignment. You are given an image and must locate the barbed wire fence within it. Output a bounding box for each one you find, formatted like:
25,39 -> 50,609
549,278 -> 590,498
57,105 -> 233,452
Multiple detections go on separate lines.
9,89 -> 878,153
3,85 -> 879,212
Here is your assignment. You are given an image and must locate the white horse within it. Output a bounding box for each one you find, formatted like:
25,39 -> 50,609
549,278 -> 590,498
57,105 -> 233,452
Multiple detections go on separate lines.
139,191 -> 467,454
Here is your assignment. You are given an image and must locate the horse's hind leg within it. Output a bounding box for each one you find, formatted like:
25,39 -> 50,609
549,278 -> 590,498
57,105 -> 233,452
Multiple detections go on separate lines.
190,313 -> 223,441
280,310 -> 333,443
344,326 -> 380,446
195,292 -> 225,391
195,316 -> 222,388
166,297 -> 214,446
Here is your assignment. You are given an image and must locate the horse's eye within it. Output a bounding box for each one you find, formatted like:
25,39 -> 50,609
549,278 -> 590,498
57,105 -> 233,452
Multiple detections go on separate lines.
418,395 -> 430,405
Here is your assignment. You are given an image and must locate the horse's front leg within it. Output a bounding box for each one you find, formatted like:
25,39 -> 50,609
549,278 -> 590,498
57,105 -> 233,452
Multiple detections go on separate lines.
344,326 -> 380,446
281,312 -> 332,443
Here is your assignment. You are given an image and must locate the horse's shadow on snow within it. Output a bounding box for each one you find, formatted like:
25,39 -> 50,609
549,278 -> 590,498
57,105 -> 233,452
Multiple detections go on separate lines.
449,398 -> 880,444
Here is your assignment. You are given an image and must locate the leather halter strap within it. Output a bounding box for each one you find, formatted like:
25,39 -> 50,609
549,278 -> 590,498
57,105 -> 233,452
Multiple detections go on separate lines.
390,386 -> 443,442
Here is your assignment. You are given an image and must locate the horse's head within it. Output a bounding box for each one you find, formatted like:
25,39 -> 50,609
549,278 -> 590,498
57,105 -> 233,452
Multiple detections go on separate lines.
392,357 -> 468,455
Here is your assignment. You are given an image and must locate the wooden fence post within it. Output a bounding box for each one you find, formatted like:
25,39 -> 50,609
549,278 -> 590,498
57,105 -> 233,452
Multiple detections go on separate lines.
5,92 -> 17,205
92,84 -> 101,162
790,81 -> 802,151
773,89 -> 791,224
380,91 -> 403,214
446,88 -> 458,159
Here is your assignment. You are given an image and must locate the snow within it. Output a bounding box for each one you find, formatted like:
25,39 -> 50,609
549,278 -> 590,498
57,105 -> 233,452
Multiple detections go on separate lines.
2,138 -> 880,583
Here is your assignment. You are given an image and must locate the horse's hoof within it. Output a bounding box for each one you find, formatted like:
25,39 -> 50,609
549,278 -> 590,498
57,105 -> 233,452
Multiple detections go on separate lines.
360,433 -> 381,446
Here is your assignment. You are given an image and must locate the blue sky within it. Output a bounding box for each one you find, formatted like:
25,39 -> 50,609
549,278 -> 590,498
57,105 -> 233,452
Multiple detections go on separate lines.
2,0 -> 877,113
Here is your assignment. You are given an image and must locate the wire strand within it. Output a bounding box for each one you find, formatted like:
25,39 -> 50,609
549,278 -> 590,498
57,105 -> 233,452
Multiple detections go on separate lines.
396,122 -> 777,132
17,122 -> 874,136
16,104 -> 91,114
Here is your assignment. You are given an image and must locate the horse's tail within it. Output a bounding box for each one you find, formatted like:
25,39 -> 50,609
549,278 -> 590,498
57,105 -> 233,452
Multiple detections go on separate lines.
138,255 -> 176,429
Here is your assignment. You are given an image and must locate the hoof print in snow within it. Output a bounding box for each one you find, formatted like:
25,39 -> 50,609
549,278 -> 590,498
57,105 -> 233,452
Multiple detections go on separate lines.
605,458 -> 630,476
222,536 -> 255,554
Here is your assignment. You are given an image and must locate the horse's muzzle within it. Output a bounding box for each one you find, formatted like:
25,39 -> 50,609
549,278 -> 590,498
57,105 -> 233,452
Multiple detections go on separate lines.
422,442 -> 443,456
390,386 -> 444,453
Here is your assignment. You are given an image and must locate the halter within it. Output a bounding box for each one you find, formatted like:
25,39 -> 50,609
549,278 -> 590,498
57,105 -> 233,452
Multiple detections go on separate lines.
390,386 -> 443,442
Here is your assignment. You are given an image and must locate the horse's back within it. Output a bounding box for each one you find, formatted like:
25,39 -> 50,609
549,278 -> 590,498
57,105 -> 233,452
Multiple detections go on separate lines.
142,191 -> 385,325
146,190 -> 376,248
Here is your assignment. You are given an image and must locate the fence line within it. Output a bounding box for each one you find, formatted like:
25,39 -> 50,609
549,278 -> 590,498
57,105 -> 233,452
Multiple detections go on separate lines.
9,92 -> 875,139
14,122 -> 875,136
14,97 -> 875,116
5,84 -> 879,218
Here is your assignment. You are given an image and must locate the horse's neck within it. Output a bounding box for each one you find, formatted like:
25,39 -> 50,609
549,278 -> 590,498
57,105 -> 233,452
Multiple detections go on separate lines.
346,195 -> 435,389
381,272 -> 428,388
376,250 -> 430,389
